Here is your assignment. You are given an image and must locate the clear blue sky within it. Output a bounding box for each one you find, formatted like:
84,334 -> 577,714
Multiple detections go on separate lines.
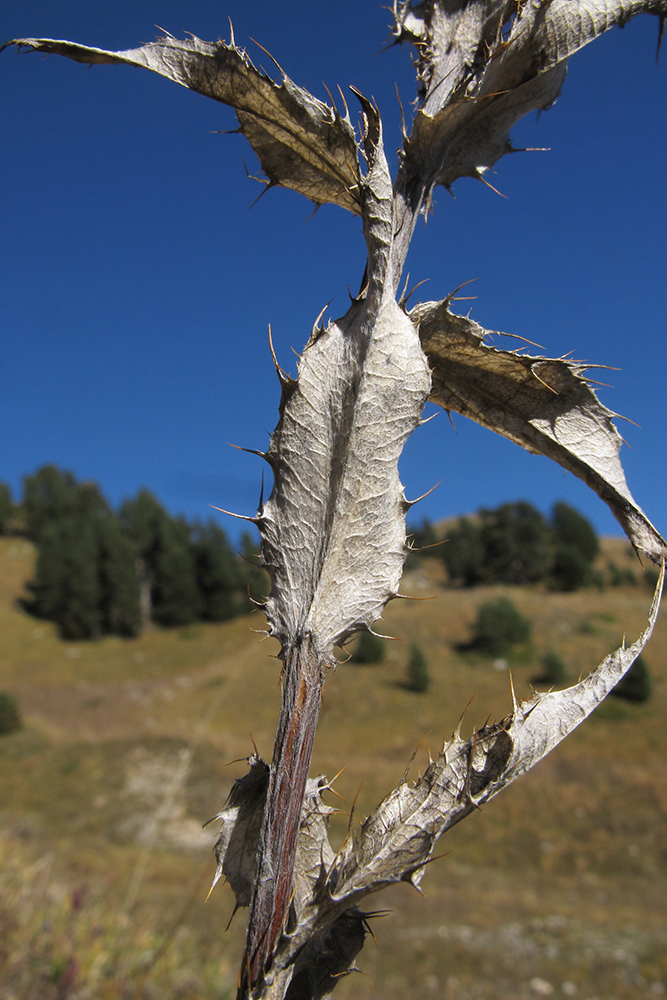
1,3 -> 666,546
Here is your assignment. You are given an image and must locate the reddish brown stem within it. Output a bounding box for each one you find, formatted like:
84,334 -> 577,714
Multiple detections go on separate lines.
239,637 -> 327,997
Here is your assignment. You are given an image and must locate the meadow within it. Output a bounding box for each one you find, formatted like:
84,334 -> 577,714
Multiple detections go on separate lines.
1,535 -> 665,1000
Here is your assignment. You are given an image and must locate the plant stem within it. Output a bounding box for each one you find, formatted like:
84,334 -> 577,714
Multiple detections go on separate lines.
239,636 -> 327,997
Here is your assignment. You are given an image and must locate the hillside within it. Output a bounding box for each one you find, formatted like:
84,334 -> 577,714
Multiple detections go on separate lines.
1,536 -> 666,1000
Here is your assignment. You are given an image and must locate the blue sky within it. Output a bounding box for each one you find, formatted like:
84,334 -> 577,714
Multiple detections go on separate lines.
1,2 -> 666,546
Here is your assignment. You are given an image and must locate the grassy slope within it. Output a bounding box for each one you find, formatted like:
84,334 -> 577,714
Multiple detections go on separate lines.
0,536 -> 665,1000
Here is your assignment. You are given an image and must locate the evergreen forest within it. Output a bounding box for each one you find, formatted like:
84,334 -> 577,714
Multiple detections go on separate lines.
0,466 -> 260,639
411,500 -> 615,591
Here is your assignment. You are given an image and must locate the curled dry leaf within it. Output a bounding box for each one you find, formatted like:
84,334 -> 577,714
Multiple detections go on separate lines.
208,754 -> 269,907
394,0 -> 667,196
333,560 -> 664,904
415,299 -> 665,564
2,34 -> 361,213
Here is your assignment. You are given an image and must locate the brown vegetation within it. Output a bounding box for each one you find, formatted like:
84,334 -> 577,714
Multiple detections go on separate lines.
1,537 -> 666,999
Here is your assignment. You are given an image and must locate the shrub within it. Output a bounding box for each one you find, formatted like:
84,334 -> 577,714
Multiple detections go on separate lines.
0,482 -> 13,535
478,501 -> 552,586
611,655 -> 652,703
352,631 -> 385,664
405,643 -> 430,692
441,517 -> 485,586
536,650 -> 567,685
469,597 -> 531,656
550,502 -> 599,591
0,692 -> 22,735
608,561 -> 637,587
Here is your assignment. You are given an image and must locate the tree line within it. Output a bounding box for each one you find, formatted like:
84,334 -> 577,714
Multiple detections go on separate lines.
0,466 -> 261,639
411,500 -> 604,591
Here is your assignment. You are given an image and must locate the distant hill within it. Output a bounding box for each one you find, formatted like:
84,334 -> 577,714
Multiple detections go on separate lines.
0,535 -> 665,999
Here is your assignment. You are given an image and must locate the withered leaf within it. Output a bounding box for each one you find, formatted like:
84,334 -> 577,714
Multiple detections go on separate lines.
332,564 -> 663,903
3,34 -> 361,214
209,754 -> 268,907
415,299 -> 664,564
395,0 -> 667,194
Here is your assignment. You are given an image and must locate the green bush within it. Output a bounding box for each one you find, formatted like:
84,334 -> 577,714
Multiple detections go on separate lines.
352,631 -> 385,664
441,517 -> 485,586
608,561 -> 637,587
469,597 -> 531,656
0,482 -> 13,535
536,650 -> 567,685
549,502 -> 599,592
405,643 -> 430,692
0,692 -> 22,735
442,500 -> 600,592
478,502 -> 552,586
611,655 -> 652,703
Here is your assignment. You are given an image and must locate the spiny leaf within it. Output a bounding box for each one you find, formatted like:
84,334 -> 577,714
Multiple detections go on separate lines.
209,754 -> 268,907
2,34 -> 361,214
414,298 -> 665,564
394,0 -> 667,195
331,562 -> 664,903
260,116 -> 431,657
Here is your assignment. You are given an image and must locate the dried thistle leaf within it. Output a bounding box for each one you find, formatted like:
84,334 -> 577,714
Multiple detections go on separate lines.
292,777 -> 337,917
415,299 -> 664,564
209,754 -> 268,906
261,115 -> 431,657
331,564 -> 664,903
395,0 -> 667,194
2,34 -> 361,214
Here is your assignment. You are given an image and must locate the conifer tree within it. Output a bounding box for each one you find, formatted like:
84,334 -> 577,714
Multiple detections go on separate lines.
479,501 -> 552,585
192,519 -> 243,622
352,631 -> 385,664
611,654 -> 652,703
22,465 -> 78,540
97,514 -> 142,636
120,490 -> 200,627
442,516 -> 485,586
0,482 -> 13,535
550,501 -> 599,591
28,514 -> 101,639
405,643 -> 430,692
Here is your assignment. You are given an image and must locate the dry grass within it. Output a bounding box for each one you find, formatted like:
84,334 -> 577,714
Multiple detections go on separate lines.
1,536 -> 666,999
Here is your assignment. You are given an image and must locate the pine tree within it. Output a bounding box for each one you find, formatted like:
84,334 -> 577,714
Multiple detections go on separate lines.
120,490 -> 200,627
405,644 -> 430,693
23,466 -> 141,638
611,655 -> 652,703
352,631 -> 385,664
442,516 -> 485,586
0,482 -> 13,535
550,502 -> 599,591
28,514 -> 101,639
0,692 -> 22,736
469,597 -> 532,657
22,465 -> 79,540
192,519 -> 242,622
478,501 -> 551,585
96,514 -> 141,636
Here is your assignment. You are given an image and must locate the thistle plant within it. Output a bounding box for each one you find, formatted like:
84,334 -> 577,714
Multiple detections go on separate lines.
3,3 -> 666,998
